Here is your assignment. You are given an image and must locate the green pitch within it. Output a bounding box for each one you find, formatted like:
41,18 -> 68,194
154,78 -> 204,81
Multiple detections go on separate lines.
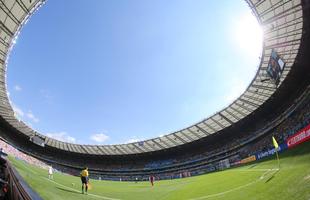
9,141 -> 310,200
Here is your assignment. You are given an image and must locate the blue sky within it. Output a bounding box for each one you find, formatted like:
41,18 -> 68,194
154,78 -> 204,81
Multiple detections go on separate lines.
7,0 -> 262,144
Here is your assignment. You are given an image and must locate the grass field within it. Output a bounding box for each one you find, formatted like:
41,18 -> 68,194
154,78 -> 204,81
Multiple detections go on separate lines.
9,141 -> 310,200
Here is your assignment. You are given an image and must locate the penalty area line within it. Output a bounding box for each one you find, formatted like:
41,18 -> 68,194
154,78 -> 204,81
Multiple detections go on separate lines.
44,177 -> 121,200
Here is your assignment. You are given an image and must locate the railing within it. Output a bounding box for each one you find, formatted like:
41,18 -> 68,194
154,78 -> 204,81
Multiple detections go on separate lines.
3,159 -> 42,200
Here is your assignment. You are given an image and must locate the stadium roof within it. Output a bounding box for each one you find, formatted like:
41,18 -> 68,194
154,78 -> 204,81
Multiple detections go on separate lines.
0,0 -> 304,155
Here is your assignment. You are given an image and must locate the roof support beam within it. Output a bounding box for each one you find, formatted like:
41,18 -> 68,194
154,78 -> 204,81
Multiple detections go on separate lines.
69,144 -> 76,152
0,21 -> 14,37
263,49 -> 299,58
239,98 -> 260,108
180,130 -> 196,141
80,145 -> 89,154
261,5 -> 302,25
218,112 -> 233,124
96,146 -> 107,155
242,94 -> 265,105
158,138 -> 171,148
202,121 -> 217,132
142,142 -> 155,151
72,145 -> 80,153
235,101 -> 254,113
247,89 -> 271,98
151,140 -> 165,149
132,143 -> 145,153
253,0 -> 267,7
265,40 -> 301,49
230,105 -> 247,117
66,144 -> 72,152
114,146 -> 126,154
70,144 -> 78,152
266,30 -> 302,42
166,135 -> 181,146
0,2 -> 21,25
16,0 -> 30,13
251,84 -> 276,92
223,109 -> 240,121
173,133 -> 187,144
0,57 -> 5,64
210,117 -> 226,129
185,128 -> 201,139
264,20 -> 302,35
195,124 -> 211,136
0,38 -> 9,47
104,146 -> 115,155
258,0 -> 292,18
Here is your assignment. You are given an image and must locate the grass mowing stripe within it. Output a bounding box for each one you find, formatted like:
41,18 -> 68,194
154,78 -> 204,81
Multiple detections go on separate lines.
189,169 -> 275,200
8,141 -> 310,200
12,158 -> 39,175
44,177 -> 121,200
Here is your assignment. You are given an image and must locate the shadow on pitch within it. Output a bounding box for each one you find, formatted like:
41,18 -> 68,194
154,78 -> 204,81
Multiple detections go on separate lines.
265,170 -> 280,183
56,186 -> 81,194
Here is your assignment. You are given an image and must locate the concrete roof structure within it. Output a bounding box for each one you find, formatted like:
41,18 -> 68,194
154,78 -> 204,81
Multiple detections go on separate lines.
0,0 -> 304,155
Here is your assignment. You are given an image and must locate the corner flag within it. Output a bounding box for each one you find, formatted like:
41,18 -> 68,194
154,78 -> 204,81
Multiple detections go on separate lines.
272,136 -> 280,169
272,136 -> 279,149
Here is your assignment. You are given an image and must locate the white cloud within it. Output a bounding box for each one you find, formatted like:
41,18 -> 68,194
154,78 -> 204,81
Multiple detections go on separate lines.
14,85 -> 22,91
26,111 -> 39,123
124,136 -> 143,144
126,138 -> 139,143
46,132 -> 76,143
90,133 -> 109,143
11,104 -> 40,124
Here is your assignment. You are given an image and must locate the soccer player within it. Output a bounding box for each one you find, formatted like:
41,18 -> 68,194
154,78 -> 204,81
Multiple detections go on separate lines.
149,175 -> 155,186
48,166 -> 53,180
80,167 -> 89,194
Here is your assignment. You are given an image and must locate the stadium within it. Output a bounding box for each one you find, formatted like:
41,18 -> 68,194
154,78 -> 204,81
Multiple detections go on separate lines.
0,0 -> 310,199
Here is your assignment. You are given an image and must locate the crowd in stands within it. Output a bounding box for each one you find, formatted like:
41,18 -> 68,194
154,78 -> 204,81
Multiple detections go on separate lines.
24,92 -> 310,181
103,92 -> 310,180
0,89 -> 309,181
0,139 -> 48,170
242,99 -> 310,157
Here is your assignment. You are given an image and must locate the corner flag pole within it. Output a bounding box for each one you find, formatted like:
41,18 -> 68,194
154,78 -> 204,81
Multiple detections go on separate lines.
275,147 -> 280,169
272,136 -> 280,169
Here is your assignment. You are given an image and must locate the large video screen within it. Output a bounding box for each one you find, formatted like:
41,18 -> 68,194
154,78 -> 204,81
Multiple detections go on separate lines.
30,135 -> 45,147
266,49 -> 285,85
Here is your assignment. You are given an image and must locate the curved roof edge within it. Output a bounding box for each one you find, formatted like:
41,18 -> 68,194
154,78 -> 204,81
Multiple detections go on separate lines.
0,0 -> 303,155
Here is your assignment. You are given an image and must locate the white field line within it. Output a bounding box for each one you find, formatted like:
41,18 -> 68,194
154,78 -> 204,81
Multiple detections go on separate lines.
44,178 -> 121,200
189,168 -> 278,200
40,168 -> 278,200
234,168 -> 278,172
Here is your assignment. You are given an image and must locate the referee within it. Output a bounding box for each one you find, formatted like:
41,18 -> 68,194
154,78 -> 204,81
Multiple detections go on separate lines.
80,167 -> 89,194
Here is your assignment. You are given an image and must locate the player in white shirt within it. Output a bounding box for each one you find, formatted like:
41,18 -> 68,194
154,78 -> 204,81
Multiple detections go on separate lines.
48,166 -> 53,180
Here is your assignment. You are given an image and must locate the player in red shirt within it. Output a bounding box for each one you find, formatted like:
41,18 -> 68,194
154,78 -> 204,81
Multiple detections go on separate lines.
149,175 -> 155,186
